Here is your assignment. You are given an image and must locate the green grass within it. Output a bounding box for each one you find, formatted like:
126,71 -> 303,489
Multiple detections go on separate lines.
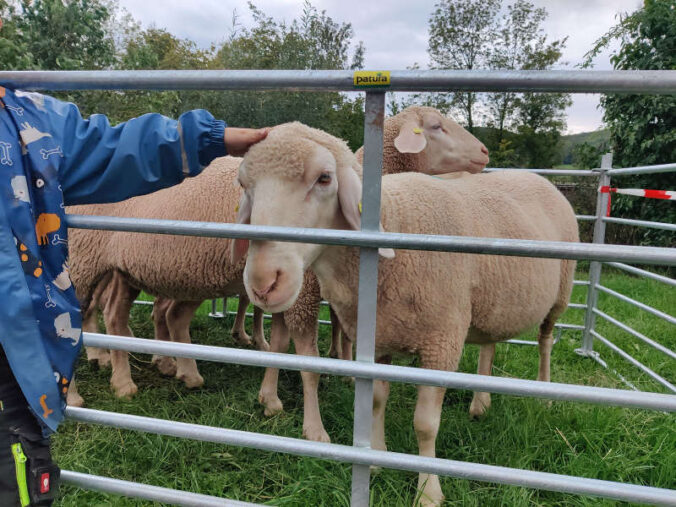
52,268 -> 675,506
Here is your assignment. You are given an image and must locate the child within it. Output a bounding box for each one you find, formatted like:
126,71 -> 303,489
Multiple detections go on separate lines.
0,84 -> 268,506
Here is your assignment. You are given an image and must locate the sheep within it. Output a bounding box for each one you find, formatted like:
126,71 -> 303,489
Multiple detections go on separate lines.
233,122 -> 578,505
67,107 -> 490,443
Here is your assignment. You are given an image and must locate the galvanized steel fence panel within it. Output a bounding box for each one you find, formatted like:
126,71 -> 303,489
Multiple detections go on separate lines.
4,69 -> 673,506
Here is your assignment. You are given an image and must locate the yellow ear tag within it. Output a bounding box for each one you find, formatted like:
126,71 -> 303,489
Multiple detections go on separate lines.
235,204 -> 239,213
412,128 -> 423,134
358,202 -> 362,214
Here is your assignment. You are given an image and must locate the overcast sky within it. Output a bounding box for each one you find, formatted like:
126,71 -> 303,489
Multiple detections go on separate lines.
117,0 -> 642,133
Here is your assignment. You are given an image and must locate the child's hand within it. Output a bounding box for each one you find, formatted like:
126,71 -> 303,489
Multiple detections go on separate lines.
224,127 -> 271,156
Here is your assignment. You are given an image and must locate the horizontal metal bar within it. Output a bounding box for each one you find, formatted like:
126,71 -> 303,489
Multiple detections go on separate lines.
556,323 -> 586,330
607,163 -> 676,176
225,310 -> 332,326
590,330 -> 676,393
605,262 -> 676,287
567,303 -> 587,309
596,285 -> 676,326
82,333 -> 676,411
574,280 -> 590,286
504,339 -> 539,346
65,408 -> 676,506
576,215 -> 597,222
65,215 -> 676,266
132,299 -> 154,306
485,168 -> 598,176
602,216 -> 676,232
60,470 -> 256,506
2,70 -> 676,93
589,352 -> 640,392
592,308 -> 676,360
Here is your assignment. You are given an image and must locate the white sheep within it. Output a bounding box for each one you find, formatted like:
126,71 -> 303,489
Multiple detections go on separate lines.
67,107 -> 490,444
234,122 -> 578,505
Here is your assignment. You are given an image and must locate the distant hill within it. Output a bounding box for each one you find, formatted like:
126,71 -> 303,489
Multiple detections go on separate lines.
560,129 -> 611,165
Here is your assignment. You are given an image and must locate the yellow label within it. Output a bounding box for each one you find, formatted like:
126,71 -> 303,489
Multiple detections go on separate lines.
353,71 -> 391,88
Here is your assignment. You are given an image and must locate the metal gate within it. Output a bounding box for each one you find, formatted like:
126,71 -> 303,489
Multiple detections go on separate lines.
1,69 -> 674,506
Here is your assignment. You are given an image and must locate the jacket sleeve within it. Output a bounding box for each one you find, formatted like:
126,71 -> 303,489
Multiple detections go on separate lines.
39,96 -> 227,205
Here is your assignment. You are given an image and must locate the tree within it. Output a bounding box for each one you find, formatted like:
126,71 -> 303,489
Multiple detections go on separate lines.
12,0 -> 115,70
584,0 -> 675,246
199,1 -> 366,150
486,0 -> 569,149
572,142 -> 607,170
427,0 -> 500,132
424,0 -> 570,167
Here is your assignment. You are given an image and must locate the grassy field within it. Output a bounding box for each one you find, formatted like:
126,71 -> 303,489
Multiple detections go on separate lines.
52,267 -> 675,506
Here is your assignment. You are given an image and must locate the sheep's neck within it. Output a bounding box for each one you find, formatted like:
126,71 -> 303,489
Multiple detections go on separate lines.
312,244 -> 360,339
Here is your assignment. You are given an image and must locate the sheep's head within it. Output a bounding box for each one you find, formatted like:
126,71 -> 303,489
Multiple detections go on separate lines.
391,106 -> 489,174
231,122 -> 393,313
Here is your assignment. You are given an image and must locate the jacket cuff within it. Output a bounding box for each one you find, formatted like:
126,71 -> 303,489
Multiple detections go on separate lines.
203,119 -> 227,161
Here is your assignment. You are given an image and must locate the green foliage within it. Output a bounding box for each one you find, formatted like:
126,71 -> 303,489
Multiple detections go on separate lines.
428,0 -> 501,132
422,0 -> 571,168
572,142 -> 606,170
586,0 -> 676,247
559,129 -> 610,165
187,1 -> 366,150
12,0 -> 115,70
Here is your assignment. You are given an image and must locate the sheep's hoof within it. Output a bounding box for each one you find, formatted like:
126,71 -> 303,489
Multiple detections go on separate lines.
468,394 -> 491,419
415,492 -> 444,507
415,479 -> 444,507
66,390 -> 85,408
254,336 -> 270,352
231,330 -> 252,347
96,353 -> 111,369
303,425 -> 331,443
152,355 -> 177,376
178,372 -> 204,389
259,391 -> 284,416
112,380 -> 138,399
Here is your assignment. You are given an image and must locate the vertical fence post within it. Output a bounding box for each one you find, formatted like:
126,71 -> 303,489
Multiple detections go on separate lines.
209,298 -> 224,318
350,91 -> 385,507
578,152 -> 612,358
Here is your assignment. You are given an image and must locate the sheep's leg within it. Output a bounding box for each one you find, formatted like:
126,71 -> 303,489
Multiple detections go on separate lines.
166,300 -> 204,389
84,276 -> 111,369
414,385 -> 447,507
371,356 -> 391,452
66,378 -> 84,407
251,305 -> 269,351
258,313 -> 289,416
537,317 -> 555,382
103,276 -> 140,399
231,296 -> 253,347
292,327 -> 330,443
469,343 -> 495,418
340,327 -> 354,361
151,297 -> 178,376
83,304 -> 110,368
328,306 -> 341,359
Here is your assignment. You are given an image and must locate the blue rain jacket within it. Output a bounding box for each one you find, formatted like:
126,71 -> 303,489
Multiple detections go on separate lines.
0,86 -> 226,435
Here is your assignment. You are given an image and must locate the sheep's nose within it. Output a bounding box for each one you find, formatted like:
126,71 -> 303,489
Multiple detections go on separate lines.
481,144 -> 489,156
251,271 -> 279,300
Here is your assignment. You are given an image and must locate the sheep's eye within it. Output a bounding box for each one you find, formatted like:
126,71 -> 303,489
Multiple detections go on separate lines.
432,123 -> 442,130
317,173 -> 332,185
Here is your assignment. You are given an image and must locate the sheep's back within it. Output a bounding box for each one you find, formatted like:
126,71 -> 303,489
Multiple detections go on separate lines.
377,171 -> 578,343
68,157 -> 245,300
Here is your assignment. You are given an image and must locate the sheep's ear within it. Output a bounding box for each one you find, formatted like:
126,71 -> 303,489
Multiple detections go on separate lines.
337,166 -> 362,231
337,166 -> 395,259
230,192 -> 252,264
394,121 -> 427,154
